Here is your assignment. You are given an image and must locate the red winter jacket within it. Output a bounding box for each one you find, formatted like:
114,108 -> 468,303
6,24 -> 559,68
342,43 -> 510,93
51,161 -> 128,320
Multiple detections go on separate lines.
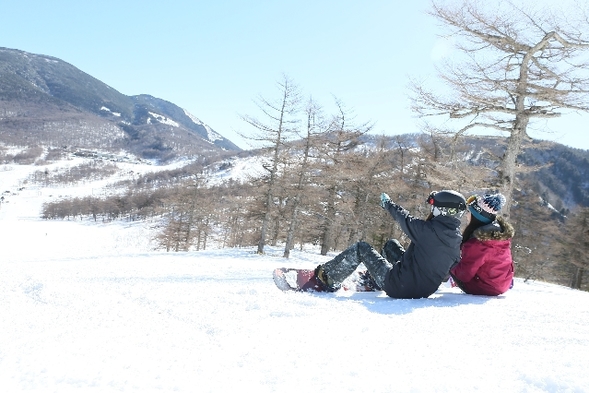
450,216 -> 515,296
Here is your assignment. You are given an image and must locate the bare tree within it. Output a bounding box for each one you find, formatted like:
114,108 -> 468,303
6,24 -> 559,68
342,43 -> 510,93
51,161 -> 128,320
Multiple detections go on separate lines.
240,74 -> 301,254
411,0 -> 589,215
561,207 -> 589,289
343,137 -> 391,245
316,98 -> 372,255
283,97 -> 327,258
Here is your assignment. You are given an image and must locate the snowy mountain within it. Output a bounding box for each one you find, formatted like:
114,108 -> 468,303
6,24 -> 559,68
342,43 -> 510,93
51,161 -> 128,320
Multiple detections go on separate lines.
1,156 -> 588,392
0,47 -> 240,162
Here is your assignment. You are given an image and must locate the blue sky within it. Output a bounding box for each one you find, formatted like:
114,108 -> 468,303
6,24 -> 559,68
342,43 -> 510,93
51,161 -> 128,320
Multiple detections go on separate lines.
2,0 -> 589,150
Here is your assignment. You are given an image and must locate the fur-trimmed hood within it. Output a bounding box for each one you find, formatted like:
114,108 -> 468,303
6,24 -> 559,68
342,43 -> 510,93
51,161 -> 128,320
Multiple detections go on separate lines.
472,216 -> 515,241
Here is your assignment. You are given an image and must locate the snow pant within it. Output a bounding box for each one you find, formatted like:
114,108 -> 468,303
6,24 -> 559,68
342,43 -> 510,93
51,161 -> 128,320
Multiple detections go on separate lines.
321,239 -> 405,290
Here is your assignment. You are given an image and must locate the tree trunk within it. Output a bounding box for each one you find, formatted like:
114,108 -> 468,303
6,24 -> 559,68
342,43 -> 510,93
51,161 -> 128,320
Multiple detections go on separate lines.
571,266 -> 584,290
320,187 -> 336,255
257,196 -> 271,254
498,122 -> 527,218
283,206 -> 298,258
499,50 -> 532,218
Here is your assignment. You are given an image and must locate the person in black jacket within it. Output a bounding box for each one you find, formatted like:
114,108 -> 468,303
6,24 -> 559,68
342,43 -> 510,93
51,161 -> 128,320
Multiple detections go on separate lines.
314,190 -> 467,299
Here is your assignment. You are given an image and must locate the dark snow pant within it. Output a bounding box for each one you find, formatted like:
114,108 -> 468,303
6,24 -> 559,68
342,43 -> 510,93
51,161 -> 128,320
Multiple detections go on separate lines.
321,239 -> 405,289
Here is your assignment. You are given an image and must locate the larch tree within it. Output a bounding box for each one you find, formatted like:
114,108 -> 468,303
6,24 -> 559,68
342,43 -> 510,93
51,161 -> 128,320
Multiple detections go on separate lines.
316,98 -> 372,255
410,0 -> 589,215
343,137 -> 392,246
283,97 -> 327,258
561,207 -> 589,289
240,74 -> 301,254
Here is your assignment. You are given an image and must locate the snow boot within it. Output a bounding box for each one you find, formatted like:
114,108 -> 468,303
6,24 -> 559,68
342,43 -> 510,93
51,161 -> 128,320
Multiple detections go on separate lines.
314,265 -> 341,292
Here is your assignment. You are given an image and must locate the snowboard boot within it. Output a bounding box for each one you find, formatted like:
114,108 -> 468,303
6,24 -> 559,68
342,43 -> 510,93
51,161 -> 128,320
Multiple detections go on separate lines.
314,264 -> 341,292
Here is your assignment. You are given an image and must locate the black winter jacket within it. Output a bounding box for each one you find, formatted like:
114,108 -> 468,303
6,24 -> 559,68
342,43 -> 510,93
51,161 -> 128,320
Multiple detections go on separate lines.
382,201 -> 463,299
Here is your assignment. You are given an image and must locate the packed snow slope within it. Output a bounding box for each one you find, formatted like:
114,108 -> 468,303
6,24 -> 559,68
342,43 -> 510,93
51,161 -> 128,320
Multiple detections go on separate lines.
1,158 -> 589,393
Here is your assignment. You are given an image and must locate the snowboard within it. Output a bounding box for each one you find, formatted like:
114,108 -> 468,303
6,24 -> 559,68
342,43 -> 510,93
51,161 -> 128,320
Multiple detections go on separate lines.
272,267 -> 379,293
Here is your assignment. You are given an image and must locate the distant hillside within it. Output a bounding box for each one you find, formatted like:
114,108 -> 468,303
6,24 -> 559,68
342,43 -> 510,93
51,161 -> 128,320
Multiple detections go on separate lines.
459,136 -> 589,210
358,133 -> 589,210
0,47 -> 240,162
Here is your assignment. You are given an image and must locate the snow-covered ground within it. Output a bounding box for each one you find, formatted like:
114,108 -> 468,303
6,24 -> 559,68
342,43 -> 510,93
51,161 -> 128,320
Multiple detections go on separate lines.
1,159 -> 589,393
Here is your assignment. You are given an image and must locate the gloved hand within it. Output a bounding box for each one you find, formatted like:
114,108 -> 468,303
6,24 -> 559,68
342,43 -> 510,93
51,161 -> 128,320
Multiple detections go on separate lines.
380,193 -> 391,208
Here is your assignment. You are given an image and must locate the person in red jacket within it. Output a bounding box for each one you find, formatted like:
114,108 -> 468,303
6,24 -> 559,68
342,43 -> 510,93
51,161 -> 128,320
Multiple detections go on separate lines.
450,193 -> 515,296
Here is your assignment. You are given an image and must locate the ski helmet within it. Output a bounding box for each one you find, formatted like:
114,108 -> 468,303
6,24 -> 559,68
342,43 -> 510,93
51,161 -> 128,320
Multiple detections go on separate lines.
426,190 -> 467,218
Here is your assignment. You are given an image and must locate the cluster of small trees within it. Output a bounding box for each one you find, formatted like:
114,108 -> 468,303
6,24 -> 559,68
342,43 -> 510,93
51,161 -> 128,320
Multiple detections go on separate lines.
41,189 -> 169,222
0,146 -> 44,165
30,161 -> 120,186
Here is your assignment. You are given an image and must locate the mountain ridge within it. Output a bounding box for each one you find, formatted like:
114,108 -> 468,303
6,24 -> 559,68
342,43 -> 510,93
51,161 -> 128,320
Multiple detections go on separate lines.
0,47 -> 240,162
